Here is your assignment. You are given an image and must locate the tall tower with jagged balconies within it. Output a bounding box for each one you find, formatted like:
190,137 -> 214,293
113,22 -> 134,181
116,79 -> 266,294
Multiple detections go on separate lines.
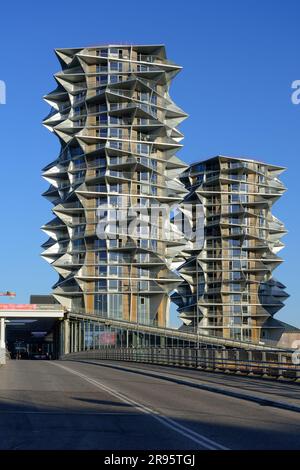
172,155 -> 288,343
42,44 -> 188,327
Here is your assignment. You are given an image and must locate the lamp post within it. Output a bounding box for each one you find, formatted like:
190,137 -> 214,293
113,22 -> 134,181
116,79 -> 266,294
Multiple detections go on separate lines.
137,280 -> 139,349
196,259 -> 200,350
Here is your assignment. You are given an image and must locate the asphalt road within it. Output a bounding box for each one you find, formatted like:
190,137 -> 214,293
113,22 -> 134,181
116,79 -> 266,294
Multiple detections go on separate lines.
0,359 -> 299,450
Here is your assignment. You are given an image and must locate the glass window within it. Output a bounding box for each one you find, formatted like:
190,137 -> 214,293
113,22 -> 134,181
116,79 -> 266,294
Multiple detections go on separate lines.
109,280 -> 118,291
110,61 -> 123,71
97,265 -> 107,276
94,239 -> 106,249
109,48 -> 118,56
110,116 -> 119,124
96,75 -> 108,84
138,296 -> 150,325
137,143 -> 150,155
228,238 -> 240,247
94,294 -> 107,316
100,113 -> 108,123
110,75 -> 121,83
110,128 -> 122,138
96,279 -> 107,291
108,265 -> 118,276
108,294 -> 122,319
96,251 -> 107,262
100,128 -> 108,137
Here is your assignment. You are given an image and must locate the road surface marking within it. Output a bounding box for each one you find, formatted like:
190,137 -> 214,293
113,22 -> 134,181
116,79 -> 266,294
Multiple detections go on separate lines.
49,361 -> 229,450
0,411 -> 139,415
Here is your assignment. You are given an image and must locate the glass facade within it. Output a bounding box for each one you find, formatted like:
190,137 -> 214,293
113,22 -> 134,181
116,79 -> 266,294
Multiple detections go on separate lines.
66,318 -> 200,353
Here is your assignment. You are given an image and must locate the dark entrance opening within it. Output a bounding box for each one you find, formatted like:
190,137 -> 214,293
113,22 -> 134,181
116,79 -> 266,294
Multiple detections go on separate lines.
6,318 -> 59,359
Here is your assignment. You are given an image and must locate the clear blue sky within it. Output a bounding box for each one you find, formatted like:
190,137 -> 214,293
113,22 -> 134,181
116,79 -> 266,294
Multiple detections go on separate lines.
0,0 -> 299,327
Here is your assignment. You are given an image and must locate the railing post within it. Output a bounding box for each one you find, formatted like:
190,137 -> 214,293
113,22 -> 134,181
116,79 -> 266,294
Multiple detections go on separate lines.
277,353 -> 287,380
174,348 -> 180,366
214,349 -> 222,371
199,348 -> 205,369
195,348 -> 199,368
161,348 -> 166,365
196,348 -> 202,369
187,348 -> 193,368
235,350 -> 242,374
153,347 -> 157,364
171,347 -> 176,366
181,348 -> 185,367
150,347 -> 154,364
191,348 -> 196,368
262,351 -> 268,376
158,348 -> 163,365
166,348 -> 170,366
222,348 -> 229,373
247,350 -> 253,376
205,349 -> 210,369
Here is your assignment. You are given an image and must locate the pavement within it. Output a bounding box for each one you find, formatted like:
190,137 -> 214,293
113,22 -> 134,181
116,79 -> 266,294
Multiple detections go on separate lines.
79,359 -> 300,412
0,359 -> 299,450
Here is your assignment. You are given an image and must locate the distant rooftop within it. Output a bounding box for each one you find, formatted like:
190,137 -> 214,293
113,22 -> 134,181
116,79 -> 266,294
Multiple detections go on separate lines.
29,295 -> 59,305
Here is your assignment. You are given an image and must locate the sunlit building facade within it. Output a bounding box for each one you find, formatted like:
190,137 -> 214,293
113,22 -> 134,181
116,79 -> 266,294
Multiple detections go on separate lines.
172,156 -> 288,343
42,44 -> 187,329
41,45 -> 288,348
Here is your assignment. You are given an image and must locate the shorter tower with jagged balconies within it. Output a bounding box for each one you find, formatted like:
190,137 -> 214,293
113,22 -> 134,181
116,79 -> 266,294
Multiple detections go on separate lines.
172,155 -> 288,344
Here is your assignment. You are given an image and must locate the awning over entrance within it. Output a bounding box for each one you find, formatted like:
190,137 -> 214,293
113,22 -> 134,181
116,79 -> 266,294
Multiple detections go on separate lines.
0,303 -> 64,360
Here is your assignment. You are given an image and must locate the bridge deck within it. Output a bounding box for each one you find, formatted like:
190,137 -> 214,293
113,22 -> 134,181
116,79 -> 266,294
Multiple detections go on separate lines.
0,359 -> 299,450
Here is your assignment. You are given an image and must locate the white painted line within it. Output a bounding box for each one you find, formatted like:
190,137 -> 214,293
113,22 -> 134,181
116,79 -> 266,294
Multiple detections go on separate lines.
93,361 -> 300,414
0,411 -> 140,416
49,362 -> 229,450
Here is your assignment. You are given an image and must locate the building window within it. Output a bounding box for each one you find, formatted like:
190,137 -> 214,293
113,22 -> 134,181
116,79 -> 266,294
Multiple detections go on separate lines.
110,61 -> 123,72
94,294 -> 107,316
109,294 -> 123,319
109,280 -> 119,291
96,280 -> 107,291
138,296 -> 150,325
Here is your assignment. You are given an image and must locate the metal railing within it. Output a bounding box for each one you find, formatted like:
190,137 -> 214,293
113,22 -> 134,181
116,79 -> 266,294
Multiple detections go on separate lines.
62,347 -> 300,381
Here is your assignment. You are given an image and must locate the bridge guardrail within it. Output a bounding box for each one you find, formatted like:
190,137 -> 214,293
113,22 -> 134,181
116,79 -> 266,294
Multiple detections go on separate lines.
61,347 -> 300,382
